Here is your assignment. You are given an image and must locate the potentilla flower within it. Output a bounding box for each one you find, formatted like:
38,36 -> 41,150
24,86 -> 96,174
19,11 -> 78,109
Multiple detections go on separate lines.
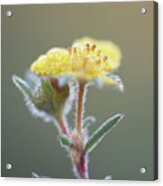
12,37 -> 125,179
31,37 -> 123,90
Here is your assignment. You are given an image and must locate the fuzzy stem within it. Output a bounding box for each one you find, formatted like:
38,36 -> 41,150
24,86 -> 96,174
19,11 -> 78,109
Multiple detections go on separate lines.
76,82 -> 85,134
75,154 -> 88,179
57,116 -> 69,135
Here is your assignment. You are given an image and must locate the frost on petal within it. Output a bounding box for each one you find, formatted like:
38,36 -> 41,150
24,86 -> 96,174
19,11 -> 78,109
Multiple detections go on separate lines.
106,73 -> 124,92
97,73 -> 124,92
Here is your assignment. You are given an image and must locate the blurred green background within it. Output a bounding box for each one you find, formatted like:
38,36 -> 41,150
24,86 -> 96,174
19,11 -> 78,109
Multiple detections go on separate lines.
2,2 -> 156,180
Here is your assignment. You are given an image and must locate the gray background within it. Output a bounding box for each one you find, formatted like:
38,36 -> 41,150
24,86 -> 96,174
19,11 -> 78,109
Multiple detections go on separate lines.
1,1 -> 156,180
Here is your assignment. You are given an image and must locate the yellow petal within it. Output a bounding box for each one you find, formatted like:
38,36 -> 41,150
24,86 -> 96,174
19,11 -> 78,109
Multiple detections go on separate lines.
31,48 -> 70,76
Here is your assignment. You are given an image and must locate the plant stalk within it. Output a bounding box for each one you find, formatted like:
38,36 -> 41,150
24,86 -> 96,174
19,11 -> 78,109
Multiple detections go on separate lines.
75,154 -> 88,179
57,116 -> 69,135
76,82 -> 85,134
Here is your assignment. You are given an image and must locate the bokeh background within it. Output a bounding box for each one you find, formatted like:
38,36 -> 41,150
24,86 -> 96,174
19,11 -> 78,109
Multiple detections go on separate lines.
1,1 -> 157,180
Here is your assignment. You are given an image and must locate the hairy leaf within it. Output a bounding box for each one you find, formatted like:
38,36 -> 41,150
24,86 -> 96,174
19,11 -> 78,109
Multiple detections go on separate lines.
59,134 -> 72,147
83,116 -> 96,128
12,75 -> 33,101
84,114 -> 124,154
12,75 -> 55,123
24,70 -> 41,91
41,79 -> 54,99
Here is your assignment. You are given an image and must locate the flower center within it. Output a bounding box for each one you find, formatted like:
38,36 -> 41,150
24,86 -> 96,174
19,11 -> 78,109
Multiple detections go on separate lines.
68,43 -> 109,75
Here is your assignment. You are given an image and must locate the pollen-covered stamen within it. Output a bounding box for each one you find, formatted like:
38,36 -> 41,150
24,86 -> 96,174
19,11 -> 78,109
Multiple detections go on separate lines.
68,47 -> 71,55
91,44 -> 96,51
71,47 -> 79,71
96,50 -> 101,57
86,43 -> 90,53
86,43 -> 90,48
73,47 -> 77,54
103,56 -> 108,62
96,59 -> 101,65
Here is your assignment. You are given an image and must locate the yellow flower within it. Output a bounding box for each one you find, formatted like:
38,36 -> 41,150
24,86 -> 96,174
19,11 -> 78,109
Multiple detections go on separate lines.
31,37 -> 123,90
72,37 -> 121,69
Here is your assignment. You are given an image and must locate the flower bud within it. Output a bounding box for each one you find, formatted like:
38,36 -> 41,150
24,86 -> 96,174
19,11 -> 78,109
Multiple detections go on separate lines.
33,78 -> 70,117
12,73 -> 73,124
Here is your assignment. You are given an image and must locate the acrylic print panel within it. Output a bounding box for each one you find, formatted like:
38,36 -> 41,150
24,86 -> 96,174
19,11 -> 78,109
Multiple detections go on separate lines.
1,1 -> 158,181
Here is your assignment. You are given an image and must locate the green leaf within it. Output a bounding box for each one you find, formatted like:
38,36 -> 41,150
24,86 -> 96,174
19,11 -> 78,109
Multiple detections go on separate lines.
12,75 -> 33,101
12,75 -> 56,123
84,114 -> 124,154
59,134 -> 72,147
41,79 -> 54,99
83,116 -> 96,129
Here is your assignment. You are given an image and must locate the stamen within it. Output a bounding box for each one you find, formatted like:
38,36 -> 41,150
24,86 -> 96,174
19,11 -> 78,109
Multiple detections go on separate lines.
68,47 -> 71,55
86,43 -> 90,48
73,47 -> 77,54
96,50 -> 101,57
103,56 -> 108,62
86,43 -> 90,52
91,44 -> 96,51
96,59 -> 101,65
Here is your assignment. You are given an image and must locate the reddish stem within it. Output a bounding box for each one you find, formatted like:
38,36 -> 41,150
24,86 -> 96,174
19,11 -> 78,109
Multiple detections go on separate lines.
76,82 -> 85,134
75,154 -> 88,179
58,116 -> 69,135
